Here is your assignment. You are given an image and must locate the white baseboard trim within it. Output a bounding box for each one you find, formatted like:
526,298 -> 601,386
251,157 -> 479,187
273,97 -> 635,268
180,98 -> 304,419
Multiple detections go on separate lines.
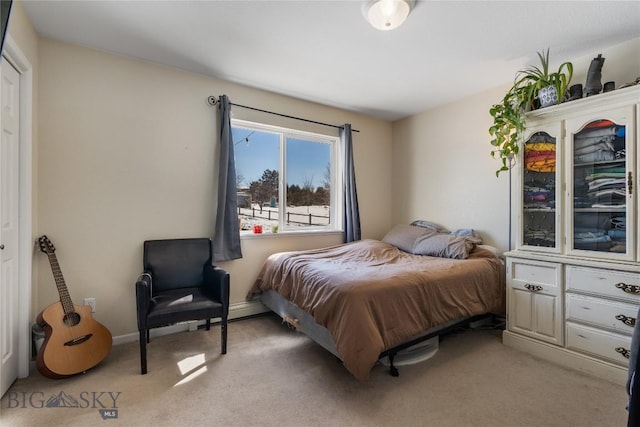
112,299 -> 270,346
502,330 -> 627,386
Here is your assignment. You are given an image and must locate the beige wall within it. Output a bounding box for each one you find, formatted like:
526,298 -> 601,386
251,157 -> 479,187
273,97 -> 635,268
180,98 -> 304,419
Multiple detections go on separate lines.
10,3 -> 640,340
392,38 -> 640,251
36,39 -> 393,337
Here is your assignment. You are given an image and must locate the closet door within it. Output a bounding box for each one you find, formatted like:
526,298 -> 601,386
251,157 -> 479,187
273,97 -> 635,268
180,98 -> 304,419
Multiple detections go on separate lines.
0,57 -> 20,398
565,106 -> 636,261
516,121 -> 563,253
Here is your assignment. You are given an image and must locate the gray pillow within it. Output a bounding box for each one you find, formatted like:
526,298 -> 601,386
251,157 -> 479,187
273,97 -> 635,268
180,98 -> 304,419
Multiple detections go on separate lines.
382,224 -> 434,253
410,220 -> 449,233
412,233 -> 475,259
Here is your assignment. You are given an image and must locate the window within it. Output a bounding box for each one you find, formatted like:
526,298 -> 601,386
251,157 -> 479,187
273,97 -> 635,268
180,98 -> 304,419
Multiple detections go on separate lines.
232,119 -> 341,234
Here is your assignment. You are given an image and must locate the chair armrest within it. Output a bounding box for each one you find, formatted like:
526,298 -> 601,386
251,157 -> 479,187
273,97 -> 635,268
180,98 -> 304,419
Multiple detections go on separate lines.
135,272 -> 153,330
203,265 -> 230,315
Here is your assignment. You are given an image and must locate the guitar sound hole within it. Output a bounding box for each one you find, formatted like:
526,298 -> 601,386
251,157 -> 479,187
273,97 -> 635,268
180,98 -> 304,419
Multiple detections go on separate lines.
63,312 -> 81,327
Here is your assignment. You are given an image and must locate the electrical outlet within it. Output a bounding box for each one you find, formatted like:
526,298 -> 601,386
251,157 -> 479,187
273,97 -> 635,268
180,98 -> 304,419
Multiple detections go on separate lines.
83,298 -> 96,313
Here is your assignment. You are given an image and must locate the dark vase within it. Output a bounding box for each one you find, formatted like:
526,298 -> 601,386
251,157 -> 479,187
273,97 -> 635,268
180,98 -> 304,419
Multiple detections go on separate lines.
584,54 -> 605,96
568,84 -> 583,101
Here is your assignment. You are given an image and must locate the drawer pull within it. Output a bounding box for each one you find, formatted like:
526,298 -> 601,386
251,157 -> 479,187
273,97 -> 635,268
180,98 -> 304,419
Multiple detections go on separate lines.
615,347 -> 631,359
615,314 -> 636,327
615,282 -> 640,295
524,284 -> 543,292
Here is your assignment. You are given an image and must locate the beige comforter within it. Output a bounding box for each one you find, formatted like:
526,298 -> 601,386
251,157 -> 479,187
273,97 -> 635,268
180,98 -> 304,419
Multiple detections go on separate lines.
248,239 -> 505,381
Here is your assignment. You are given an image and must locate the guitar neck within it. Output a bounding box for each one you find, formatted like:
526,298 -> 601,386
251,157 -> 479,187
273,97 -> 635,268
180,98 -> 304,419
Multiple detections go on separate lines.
46,252 -> 75,314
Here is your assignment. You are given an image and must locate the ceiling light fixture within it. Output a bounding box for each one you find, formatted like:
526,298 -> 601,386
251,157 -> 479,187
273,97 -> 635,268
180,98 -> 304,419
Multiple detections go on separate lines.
363,0 -> 415,31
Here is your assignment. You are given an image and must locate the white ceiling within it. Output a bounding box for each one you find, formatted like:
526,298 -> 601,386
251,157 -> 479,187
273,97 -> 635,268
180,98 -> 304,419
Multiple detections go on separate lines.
20,0 -> 640,121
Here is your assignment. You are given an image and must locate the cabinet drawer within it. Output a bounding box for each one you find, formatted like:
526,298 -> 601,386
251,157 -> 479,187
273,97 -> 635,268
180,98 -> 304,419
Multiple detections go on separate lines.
509,259 -> 561,295
566,294 -> 638,335
566,322 -> 632,366
566,266 -> 640,302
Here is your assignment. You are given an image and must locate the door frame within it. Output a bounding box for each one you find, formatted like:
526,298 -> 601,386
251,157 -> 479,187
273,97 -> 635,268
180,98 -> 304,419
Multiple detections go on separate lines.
2,34 -> 33,379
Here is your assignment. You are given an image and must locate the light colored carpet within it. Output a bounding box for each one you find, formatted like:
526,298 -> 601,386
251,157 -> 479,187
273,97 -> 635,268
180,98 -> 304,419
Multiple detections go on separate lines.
0,314 -> 628,427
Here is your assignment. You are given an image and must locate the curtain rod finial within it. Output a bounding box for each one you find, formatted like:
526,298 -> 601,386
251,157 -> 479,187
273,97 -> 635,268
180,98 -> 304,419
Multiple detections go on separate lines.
207,96 -> 219,106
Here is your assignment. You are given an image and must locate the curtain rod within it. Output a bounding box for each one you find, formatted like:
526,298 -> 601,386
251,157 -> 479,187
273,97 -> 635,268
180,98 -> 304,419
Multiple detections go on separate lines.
207,96 -> 360,133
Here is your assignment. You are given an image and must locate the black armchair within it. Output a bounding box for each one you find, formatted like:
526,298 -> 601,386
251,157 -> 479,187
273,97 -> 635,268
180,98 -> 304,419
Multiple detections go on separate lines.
135,238 -> 229,374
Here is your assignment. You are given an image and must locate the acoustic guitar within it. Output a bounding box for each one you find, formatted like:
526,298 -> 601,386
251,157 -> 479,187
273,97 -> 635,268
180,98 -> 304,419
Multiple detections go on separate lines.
36,235 -> 112,378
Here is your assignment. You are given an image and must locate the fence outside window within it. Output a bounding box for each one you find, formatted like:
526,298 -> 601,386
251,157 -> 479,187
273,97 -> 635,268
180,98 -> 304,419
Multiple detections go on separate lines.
238,206 -> 330,227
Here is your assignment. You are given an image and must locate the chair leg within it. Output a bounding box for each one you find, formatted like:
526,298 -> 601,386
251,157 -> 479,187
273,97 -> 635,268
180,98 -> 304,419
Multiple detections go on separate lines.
147,329 -> 150,344
205,318 -> 211,331
221,316 -> 227,355
139,330 -> 148,375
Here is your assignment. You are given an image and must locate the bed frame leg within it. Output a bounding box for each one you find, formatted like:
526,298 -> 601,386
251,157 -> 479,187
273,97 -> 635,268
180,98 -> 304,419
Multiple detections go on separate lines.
388,353 -> 399,377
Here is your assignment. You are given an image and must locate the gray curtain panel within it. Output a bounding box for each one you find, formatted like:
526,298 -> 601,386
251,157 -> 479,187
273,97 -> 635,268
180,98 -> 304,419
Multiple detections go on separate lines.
341,123 -> 361,242
213,95 -> 243,261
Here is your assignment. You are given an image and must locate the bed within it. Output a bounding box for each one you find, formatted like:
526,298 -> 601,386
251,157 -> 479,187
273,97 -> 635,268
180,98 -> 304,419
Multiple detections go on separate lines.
247,223 -> 506,381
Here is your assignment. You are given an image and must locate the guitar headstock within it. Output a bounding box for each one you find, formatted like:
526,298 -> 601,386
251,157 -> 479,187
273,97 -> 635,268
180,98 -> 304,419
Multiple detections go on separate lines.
38,235 -> 56,255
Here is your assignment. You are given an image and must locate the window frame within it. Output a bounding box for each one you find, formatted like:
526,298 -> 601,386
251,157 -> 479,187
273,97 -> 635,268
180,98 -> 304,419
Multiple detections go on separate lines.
232,118 -> 342,235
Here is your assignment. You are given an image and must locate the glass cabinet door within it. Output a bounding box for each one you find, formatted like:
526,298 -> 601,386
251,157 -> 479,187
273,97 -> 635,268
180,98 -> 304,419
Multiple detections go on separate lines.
519,123 -> 562,252
566,106 -> 636,261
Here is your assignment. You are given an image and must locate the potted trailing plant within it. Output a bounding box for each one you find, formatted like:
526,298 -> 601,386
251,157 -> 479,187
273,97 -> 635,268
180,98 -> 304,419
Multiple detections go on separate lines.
489,49 -> 573,176
489,86 -> 528,176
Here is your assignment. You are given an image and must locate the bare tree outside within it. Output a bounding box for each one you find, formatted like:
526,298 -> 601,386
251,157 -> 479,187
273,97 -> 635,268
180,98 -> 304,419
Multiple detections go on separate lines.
249,169 -> 279,213
301,175 -> 314,210
323,162 -> 331,190
236,171 -> 245,188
